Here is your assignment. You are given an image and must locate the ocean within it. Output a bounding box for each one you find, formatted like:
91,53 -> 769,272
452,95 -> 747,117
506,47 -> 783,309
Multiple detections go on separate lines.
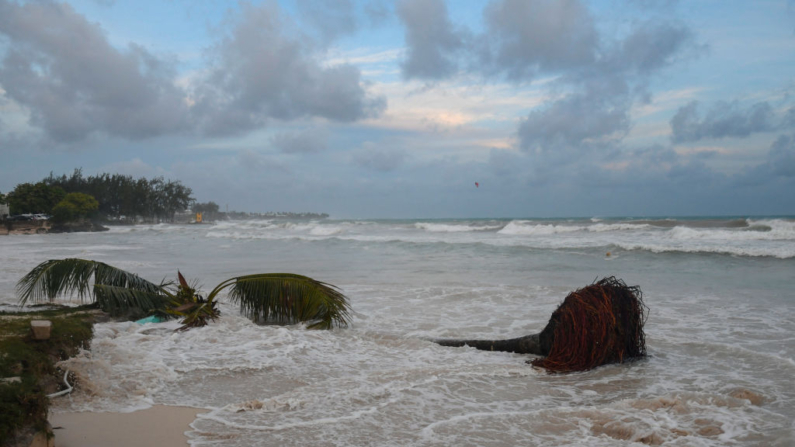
1,217 -> 794,446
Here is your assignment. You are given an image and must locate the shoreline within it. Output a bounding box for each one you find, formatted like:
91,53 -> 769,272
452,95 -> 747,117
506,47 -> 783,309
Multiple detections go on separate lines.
1,220 -> 108,235
49,405 -> 207,447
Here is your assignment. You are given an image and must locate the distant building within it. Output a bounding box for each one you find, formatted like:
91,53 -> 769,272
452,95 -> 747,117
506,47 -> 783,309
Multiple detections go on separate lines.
0,203 -> 9,218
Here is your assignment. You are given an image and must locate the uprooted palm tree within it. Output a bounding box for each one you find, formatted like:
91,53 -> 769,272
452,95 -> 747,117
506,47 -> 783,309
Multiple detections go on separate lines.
16,259 -> 351,330
434,277 -> 648,373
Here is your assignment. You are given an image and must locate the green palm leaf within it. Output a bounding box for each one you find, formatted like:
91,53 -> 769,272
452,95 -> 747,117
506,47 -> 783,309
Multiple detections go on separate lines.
16,258 -> 167,315
93,284 -> 171,315
16,259 -> 351,330
217,273 -> 351,329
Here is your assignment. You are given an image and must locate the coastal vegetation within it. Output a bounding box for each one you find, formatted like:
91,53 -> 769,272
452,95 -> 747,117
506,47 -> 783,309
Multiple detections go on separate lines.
50,193 -> 99,224
3,169 -> 192,223
43,169 -> 193,223
0,306 -> 95,445
4,258 -> 349,443
2,169 -> 194,225
3,169 -> 328,226
17,259 -> 351,330
3,182 -> 66,216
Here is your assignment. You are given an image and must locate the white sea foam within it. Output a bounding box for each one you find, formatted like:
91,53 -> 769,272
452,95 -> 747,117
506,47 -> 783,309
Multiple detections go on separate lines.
615,241 -> 795,258
50,288 -> 794,446
588,223 -> 652,232
498,221 -> 584,235
669,224 -> 795,241
309,225 -> 344,236
195,218 -> 795,257
415,222 -> 502,232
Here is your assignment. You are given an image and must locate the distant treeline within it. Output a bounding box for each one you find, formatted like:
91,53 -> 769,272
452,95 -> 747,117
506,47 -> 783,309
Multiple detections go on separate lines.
42,169 -> 194,222
3,169 -> 328,223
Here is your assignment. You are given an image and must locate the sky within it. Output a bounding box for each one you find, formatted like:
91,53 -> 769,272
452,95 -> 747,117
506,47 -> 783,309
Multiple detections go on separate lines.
1,0 -> 794,218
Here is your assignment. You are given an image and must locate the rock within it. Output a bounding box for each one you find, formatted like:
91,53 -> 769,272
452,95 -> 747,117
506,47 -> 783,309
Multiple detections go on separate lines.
696,425 -> 723,437
1,376 -> 22,384
31,320 -> 52,340
3,220 -> 50,235
48,220 -> 108,233
729,388 -> 765,406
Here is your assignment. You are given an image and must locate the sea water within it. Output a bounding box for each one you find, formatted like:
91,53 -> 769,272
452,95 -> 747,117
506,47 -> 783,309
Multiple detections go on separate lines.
1,217 -> 794,446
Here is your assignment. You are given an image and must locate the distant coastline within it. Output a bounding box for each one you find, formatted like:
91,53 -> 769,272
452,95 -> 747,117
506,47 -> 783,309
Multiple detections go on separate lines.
1,212 -> 329,234
173,210 -> 329,223
1,219 -> 108,235
224,211 -> 329,220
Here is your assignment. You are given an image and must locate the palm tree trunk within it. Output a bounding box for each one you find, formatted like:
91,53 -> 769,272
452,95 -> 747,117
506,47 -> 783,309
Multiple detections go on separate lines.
433,321 -> 556,356
431,277 -> 647,373
433,333 -> 545,355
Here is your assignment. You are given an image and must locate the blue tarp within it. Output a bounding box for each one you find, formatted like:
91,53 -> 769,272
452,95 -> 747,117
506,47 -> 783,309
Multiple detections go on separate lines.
135,315 -> 165,324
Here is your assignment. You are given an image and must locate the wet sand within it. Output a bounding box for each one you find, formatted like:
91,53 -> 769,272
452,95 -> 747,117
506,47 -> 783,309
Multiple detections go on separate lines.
50,405 -> 206,447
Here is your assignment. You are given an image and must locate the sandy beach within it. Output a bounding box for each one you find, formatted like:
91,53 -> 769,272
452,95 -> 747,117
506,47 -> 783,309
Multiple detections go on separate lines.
50,406 -> 205,447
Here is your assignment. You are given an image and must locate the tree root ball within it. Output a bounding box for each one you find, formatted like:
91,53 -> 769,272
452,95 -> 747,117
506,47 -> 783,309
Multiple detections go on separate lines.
531,277 -> 648,373
433,277 -> 649,373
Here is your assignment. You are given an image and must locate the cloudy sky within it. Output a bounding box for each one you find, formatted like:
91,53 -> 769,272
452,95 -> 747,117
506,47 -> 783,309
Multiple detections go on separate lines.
1,0 -> 794,218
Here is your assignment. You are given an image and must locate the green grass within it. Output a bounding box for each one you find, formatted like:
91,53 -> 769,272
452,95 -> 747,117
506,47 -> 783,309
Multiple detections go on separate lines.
0,306 -> 95,444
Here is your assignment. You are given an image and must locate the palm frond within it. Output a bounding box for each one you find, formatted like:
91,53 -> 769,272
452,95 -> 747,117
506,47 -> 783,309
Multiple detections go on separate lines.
92,284 -> 170,316
220,273 -> 351,329
161,278 -> 221,330
16,258 -> 164,311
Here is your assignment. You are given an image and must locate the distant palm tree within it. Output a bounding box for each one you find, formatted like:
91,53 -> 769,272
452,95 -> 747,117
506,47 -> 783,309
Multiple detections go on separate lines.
16,259 -> 351,330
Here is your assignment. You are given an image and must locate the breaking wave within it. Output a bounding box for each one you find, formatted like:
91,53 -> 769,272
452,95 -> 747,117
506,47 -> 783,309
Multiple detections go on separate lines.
414,222 -> 503,232
196,218 -> 795,258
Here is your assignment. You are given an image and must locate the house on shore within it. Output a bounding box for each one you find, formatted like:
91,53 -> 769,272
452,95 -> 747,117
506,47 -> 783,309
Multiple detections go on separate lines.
0,203 -> 9,219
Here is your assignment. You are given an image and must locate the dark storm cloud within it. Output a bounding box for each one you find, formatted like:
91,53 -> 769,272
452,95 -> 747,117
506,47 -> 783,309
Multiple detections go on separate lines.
396,0 -> 691,83
670,100 -> 779,143
732,134 -> 795,187
392,0 -> 696,160
518,77 -> 631,152
396,0 -> 465,80
0,0 -> 189,142
598,21 -> 695,76
768,134 -> 795,177
0,1 -> 384,142
353,142 -> 406,171
479,0 -> 598,80
271,129 -> 328,154
236,149 -> 291,174
517,20 -> 694,156
193,2 -> 386,136
785,107 -> 795,128
573,145 -> 678,189
296,0 -> 357,41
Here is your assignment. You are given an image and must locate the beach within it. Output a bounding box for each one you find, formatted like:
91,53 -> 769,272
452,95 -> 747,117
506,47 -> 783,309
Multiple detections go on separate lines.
2,217 -> 794,446
50,406 -> 205,447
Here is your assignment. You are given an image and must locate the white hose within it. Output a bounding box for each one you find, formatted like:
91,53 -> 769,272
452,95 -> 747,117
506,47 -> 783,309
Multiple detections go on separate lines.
46,370 -> 73,398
